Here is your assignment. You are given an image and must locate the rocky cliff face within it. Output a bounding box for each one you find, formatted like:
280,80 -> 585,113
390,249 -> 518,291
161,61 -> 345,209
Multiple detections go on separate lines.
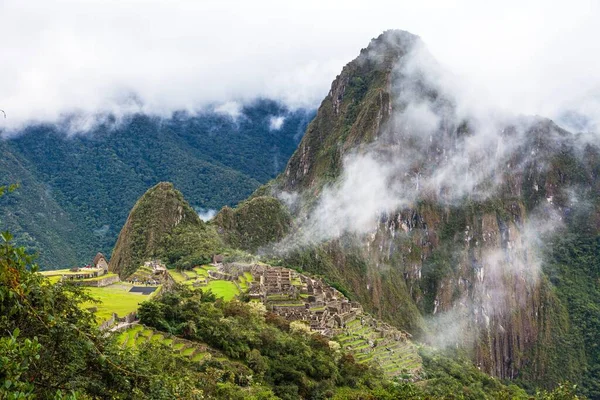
271,30 -> 598,388
282,30 -> 417,194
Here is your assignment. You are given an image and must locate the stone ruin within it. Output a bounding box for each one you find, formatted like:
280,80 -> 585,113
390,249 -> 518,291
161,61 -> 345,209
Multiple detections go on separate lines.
211,263 -> 371,337
187,262 -> 420,376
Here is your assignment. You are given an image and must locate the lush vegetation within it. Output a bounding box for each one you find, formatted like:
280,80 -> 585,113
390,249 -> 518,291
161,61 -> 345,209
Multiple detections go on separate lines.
0,100 -> 312,268
0,209 -> 582,398
214,196 -> 292,252
542,209 -> 600,399
138,284 -> 541,400
109,182 -> 223,277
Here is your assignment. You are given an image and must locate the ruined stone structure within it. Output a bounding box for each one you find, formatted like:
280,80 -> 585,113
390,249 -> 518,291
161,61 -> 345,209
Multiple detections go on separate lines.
210,263 -> 369,337
182,261 -> 420,376
144,260 -> 167,276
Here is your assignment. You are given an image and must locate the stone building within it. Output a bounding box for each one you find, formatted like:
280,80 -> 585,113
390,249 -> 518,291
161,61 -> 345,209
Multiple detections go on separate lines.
93,253 -> 109,273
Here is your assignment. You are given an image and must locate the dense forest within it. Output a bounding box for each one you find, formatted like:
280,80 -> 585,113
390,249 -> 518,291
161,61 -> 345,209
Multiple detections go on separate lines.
0,100 -> 312,268
0,224 -> 581,399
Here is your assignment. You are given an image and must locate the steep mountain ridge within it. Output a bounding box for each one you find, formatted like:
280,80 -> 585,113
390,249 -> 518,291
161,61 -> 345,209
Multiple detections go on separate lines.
109,182 -> 222,278
220,30 -> 600,395
282,30 -> 417,193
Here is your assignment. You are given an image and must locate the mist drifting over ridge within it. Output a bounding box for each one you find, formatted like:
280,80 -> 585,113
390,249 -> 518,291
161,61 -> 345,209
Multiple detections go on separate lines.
276,32 -> 575,249
1,0 -> 599,134
266,30 -> 592,360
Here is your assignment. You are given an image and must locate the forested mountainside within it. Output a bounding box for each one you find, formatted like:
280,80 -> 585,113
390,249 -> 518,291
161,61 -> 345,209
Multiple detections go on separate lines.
0,100 -> 312,268
215,31 -> 600,398
1,180 -> 578,399
109,182 -> 223,278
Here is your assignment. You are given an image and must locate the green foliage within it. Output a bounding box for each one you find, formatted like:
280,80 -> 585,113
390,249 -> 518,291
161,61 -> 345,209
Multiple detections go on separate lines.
159,223 -> 223,270
0,101 -> 311,269
543,224 -> 600,399
0,328 -> 40,399
0,230 -> 278,398
1,227 -> 577,399
110,182 -> 222,277
214,196 -> 292,252
139,285 -> 386,398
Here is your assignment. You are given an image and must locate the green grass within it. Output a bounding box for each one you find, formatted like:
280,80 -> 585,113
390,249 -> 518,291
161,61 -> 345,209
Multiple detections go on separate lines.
238,276 -> 249,291
267,294 -> 291,301
136,335 -> 147,345
81,284 -> 158,323
193,267 -> 209,277
204,280 -> 239,301
116,331 -> 128,346
151,334 -> 164,342
185,270 -> 198,279
244,272 -> 253,282
173,343 -> 186,351
191,353 -> 207,362
181,347 -> 195,357
168,270 -> 187,283
141,329 -> 153,338
80,272 -> 119,282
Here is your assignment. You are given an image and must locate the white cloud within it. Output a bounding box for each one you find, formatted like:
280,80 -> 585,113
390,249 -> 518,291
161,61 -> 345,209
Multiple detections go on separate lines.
214,101 -> 243,120
0,0 -> 599,131
268,115 -> 285,130
276,35 -> 575,250
195,207 -> 217,222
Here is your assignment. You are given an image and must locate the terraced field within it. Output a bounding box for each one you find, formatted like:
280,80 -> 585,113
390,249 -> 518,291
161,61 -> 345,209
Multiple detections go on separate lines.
116,325 -> 211,362
167,265 -> 242,301
127,265 -> 157,282
81,283 -> 160,323
335,319 -> 422,378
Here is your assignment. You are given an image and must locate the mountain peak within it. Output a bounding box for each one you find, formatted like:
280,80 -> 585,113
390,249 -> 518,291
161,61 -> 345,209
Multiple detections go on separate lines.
364,29 -> 420,55
109,182 -> 203,278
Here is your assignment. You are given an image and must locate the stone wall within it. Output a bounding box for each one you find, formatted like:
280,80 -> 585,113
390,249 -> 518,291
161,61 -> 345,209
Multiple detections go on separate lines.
70,274 -> 120,287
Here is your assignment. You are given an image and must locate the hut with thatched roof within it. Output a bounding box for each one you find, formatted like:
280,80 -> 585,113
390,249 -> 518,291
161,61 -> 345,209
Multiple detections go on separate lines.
93,253 -> 109,273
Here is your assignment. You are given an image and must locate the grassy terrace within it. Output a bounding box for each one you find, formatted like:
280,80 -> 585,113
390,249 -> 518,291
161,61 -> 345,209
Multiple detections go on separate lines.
116,325 -> 211,363
80,272 -> 119,282
81,284 -> 161,323
39,268 -> 159,324
205,280 -> 239,301
167,266 -> 242,301
47,276 -> 62,284
334,319 -> 422,377
168,270 -> 188,283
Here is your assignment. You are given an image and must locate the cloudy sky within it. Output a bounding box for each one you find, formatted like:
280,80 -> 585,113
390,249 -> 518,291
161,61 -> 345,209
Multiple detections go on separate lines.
1,0 -> 599,129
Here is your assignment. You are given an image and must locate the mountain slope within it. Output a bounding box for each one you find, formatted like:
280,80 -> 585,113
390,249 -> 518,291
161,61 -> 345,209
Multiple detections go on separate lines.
0,100 -> 312,268
109,182 -> 222,278
223,30 -> 600,396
